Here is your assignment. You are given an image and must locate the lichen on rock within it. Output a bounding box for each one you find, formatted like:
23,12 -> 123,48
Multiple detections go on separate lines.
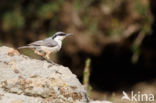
0,46 -> 88,103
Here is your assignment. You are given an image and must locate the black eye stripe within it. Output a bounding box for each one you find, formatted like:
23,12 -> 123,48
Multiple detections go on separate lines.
52,33 -> 66,39
58,33 -> 66,36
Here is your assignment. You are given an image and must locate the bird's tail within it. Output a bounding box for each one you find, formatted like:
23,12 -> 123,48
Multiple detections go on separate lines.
18,46 -> 34,49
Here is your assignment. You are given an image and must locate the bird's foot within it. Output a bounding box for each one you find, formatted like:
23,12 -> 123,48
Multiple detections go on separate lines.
46,59 -> 55,64
40,56 -> 57,65
35,50 -> 46,57
47,60 -> 59,66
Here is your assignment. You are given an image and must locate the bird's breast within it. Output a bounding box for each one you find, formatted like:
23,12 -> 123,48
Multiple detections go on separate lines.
40,45 -> 61,53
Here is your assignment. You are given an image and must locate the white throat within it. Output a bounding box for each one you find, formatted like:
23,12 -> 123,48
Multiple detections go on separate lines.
54,37 -> 62,47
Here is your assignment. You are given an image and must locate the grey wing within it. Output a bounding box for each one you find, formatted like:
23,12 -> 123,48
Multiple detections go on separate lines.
28,38 -> 58,47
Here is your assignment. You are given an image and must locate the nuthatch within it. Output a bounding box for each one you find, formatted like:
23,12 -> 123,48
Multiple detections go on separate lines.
18,32 -> 72,63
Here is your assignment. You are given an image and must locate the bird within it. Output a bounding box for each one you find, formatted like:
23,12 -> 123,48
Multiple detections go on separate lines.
18,32 -> 72,63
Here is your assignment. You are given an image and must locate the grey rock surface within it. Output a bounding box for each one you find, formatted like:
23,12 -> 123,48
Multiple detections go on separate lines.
0,46 -> 112,103
0,46 -> 88,103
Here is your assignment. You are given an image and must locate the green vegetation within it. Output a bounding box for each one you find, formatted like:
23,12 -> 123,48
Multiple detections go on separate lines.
131,0 -> 153,63
83,58 -> 92,96
2,10 -> 24,31
0,0 -> 64,38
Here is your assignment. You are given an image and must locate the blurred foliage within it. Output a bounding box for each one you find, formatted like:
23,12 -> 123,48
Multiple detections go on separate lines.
0,0 -> 152,38
0,0 -> 153,64
0,0 -> 64,41
2,10 -> 24,31
74,0 -> 95,13
131,0 -> 153,63
38,0 -> 63,19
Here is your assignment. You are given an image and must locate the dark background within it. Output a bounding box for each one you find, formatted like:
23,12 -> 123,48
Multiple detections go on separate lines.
0,0 -> 156,101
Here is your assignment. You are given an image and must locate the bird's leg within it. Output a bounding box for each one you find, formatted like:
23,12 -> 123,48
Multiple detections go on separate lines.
40,55 -> 54,64
45,53 -> 50,60
34,50 -> 45,57
44,53 -> 55,64
40,56 -> 53,64
34,50 -> 55,64
34,50 -> 49,62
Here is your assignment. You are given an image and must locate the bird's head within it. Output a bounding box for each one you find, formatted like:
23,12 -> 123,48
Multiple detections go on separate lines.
52,32 -> 72,41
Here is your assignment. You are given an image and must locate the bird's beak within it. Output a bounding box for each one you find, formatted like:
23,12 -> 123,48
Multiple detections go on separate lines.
66,33 -> 72,36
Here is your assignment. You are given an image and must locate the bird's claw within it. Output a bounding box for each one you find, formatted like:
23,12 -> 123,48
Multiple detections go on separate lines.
40,56 -> 57,65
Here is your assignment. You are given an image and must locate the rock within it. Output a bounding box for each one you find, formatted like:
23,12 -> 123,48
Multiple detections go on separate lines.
0,46 -> 88,103
0,46 -> 112,103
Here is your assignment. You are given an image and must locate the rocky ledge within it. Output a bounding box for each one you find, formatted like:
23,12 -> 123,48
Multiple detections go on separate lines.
0,46 -> 112,103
